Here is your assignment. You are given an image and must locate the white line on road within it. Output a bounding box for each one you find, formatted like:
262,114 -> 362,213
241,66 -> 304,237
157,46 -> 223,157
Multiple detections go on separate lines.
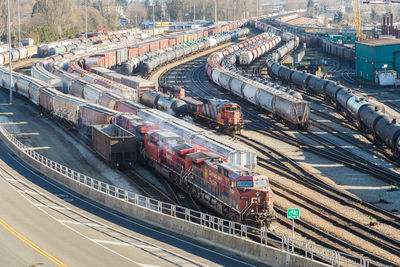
91,239 -> 161,250
16,189 -> 46,196
6,151 -> 256,267
34,204 -> 70,210
58,220 -> 106,228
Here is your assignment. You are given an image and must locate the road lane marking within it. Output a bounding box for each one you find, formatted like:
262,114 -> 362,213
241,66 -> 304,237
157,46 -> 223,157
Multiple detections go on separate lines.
35,204 -> 70,210
4,150 -> 255,266
0,217 -> 67,266
58,220 -> 106,228
16,189 -> 46,196
91,239 -> 161,250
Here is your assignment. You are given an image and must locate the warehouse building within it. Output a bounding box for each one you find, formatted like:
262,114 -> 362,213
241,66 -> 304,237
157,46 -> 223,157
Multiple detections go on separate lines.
355,38 -> 400,84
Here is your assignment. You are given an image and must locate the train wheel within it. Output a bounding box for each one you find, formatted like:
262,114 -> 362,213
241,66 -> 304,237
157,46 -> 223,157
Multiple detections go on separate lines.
393,148 -> 400,160
373,133 -> 383,147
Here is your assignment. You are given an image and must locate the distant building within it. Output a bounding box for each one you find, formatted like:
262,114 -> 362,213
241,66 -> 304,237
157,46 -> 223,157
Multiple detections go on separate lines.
355,37 -> 400,82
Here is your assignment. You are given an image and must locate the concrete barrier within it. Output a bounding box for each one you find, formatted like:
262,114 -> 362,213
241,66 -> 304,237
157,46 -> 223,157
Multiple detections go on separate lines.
0,126 -> 339,267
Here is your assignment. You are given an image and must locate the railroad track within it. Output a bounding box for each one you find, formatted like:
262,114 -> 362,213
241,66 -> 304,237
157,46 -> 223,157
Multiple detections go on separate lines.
43,112 -> 196,208
236,133 -> 400,262
205,55 -> 400,185
159,55 -> 400,265
244,50 -> 400,171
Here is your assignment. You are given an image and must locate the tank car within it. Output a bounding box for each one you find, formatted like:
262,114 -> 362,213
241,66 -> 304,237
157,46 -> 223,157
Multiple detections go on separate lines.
140,90 -> 186,116
344,95 -> 369,121
373,115 -> 400,159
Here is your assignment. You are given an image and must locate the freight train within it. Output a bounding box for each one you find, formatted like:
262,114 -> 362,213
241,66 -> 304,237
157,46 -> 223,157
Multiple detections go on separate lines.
138,28 -> 250,75
238,34 -> 282,65
0,65 -> 275,229
206,24 -> 310,129
266,59 -> 400,160
115,113 -> 274,228
140,89 -> 244,134
0,45 -> 38,65
265,18 -> 356,62
183,96 -> 244,135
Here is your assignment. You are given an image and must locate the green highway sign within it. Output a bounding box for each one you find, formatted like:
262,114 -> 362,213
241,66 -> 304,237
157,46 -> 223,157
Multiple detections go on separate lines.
287,208 -> 300,219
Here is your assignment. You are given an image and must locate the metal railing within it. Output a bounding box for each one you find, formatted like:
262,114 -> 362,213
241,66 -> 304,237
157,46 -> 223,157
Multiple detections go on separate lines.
0,126 -> 386,267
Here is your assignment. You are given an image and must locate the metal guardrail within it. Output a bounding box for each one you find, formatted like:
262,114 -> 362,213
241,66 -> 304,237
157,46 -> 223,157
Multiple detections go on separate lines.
0,125 -> 385,267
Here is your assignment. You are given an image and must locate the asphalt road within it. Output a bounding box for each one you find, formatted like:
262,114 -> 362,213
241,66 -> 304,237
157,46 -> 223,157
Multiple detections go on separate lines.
0,140 -> 267,267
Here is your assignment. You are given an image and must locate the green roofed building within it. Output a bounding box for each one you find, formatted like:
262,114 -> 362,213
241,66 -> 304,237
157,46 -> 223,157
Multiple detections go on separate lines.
355,38 -> 400,83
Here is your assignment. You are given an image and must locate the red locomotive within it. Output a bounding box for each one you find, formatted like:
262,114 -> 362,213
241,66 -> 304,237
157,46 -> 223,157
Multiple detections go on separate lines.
183,97 -> 244,135
115,113 -> 275,228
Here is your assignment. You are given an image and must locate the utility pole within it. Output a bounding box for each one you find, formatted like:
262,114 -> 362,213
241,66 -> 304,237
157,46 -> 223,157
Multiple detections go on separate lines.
152,3 -> 155,35
17,0 -> 21,47
135,0 -> 138,27
85,0 -> 88,53
193,0 -> 196,21
203,1 -> 205,20
214,0 -> 217,22
7,0 -> 13,104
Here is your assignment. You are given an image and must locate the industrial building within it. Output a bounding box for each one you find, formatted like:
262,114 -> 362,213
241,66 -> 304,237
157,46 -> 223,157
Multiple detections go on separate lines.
355,38 -> 400,84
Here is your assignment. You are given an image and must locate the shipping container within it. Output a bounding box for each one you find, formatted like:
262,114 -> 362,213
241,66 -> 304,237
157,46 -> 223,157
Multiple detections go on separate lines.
116,47 -> 128,65
92,124 -> 136,167
104,72 -> 125,83
168,37 -> 176,47
90,66 -> 114,76
39,87 -> 59,113
80,103 -> 116,127
159,39 -> 169,49
138,43 -> 149,55
121,76 -> 155,98
128,46 -> 139,59
86,56 -> 105,68
69,79 -> 87,98
149,40 -> 160,52
98,91 -> 122,110
116,100 -> 147,115
52,94 -> 86,124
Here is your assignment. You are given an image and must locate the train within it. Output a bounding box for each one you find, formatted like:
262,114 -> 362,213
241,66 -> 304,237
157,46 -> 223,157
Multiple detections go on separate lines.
81,60 -> 246,135
0,14 -> 313,229
238,34 -> 282,65
206,24 -> 310,129
265,18 -> 356,62
141,89 -> 244,135
183,96 -> 244,135
0,45 -> 38,65
0,65 -> 276,229
116,113 -> 275,228
266,59 -> 400,160
136,28 -> 250,75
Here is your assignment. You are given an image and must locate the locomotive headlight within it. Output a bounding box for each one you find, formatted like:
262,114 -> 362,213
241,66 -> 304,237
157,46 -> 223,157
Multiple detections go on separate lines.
256,191 -> 259,197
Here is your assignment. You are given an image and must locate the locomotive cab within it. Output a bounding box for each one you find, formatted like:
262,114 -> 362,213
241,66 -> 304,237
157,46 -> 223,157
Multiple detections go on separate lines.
218,103 -> 244,134
236,175 -> 275,228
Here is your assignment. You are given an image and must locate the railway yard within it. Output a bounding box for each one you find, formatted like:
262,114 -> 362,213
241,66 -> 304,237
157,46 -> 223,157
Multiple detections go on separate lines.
1,11 -> 400,267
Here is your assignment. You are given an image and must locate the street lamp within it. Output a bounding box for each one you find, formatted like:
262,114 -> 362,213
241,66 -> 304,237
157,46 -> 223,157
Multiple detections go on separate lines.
17,0 -> 21,47
193,0 -> 196,21
85,0 -> 88,53
214,0 -> 217,22
7,0 -> 13,104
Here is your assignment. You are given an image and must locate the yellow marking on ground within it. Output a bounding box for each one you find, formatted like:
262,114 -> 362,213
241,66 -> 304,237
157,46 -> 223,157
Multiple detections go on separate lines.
0,112 -> 14,115
0,217 -> 67,266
